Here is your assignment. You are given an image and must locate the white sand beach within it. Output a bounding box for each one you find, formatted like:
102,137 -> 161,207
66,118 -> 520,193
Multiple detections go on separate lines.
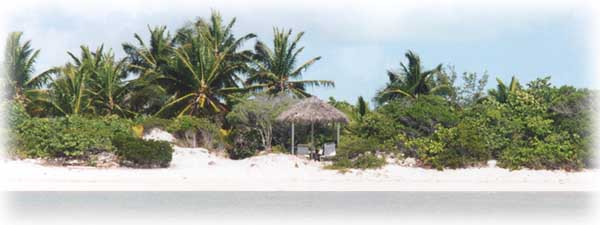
2,145 -> 597,191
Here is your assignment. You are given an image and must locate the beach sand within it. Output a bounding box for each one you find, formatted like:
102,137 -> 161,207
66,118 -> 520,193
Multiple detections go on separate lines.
2,146 -> 597,191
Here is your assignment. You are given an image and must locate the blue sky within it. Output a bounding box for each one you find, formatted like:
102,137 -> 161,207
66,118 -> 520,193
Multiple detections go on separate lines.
1,0 -> 594,103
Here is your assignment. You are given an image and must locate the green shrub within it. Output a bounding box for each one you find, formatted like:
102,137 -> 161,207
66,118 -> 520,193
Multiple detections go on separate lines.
227,147 -> 256,160
351,112 -> 399,142
407,137 -> 448,170
329,135 -> 387,169
8,101 -> 30,128
271,145 -> 288,154
140,116 -> 172,130
13,116 -> 131,158
328,154 -> 386,170
167,115 -> 221,148
378,95 -> 460,137
112,134 -> 173,168
227,127 -> 260,159
498,132 -> 586,171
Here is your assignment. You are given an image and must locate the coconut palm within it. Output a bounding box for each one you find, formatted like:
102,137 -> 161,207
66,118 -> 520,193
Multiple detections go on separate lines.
123,25 -> 175,75
245,28 -> 334,98
175,11 -> 256,95
3,32 -> 55,114
46,45 -> 131,116
375,50 -> 450,104
122,26 -> 174,114
155,15 -> 253,117
488,76 -> 521,103
88,51 -> 132,116
47,64 -> 94,116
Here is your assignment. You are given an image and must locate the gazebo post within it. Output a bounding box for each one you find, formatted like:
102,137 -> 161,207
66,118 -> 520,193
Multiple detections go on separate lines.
311,122 -> 314,152
291,122 -> 295,155
336,122 -> 340,146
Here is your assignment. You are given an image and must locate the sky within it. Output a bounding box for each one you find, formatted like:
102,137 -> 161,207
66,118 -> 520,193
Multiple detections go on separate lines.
0,0 -> 597,103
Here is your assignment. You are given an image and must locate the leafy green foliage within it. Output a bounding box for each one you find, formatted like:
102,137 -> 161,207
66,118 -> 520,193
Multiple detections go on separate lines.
13,116 -> 133,158
375,50 -> 452,103
499,132 -> 586,170
139,116 -> 172,130
378,95 -> 459,137
4,15 -> 595,172
227,127 -> 261,159
329,135 -> 386,169
245,28 -> 333,97
166,116 -> 221,148
227,93 -> 297,150
112,134 -> 173,168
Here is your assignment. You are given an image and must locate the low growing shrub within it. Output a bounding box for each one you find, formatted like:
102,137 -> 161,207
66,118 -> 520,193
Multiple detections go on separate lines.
13,116 -> 132,158
498,133 -> 586,171
112,134 -> 173,168
167,116 -> 221,148
328,135 -> 386,169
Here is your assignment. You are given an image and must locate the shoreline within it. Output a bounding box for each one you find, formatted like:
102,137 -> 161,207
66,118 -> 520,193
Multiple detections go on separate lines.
2,147 -> 597,192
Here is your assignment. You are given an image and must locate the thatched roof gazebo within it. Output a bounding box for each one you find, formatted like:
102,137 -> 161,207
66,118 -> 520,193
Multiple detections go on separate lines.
277,97 -> 349,155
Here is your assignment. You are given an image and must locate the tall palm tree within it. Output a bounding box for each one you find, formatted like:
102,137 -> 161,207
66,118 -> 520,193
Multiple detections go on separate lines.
156,13 -> 253,117
175,11 -> 256,99
375,50 -> 449,104
488,76 -> 521,103
3,32 -> 55,114
122,26 -> 174,115
47,45 -> 131,116
47,64 -> 94,116
245,28 -> 334,98
88,50 -> 132,116
123,25 -> 175,75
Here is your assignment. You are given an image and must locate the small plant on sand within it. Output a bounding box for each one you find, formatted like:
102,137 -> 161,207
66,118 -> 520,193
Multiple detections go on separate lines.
112,134 -> 173,168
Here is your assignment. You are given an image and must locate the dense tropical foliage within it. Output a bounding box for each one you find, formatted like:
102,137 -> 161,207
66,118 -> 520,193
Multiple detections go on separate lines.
2,11 -> 595,171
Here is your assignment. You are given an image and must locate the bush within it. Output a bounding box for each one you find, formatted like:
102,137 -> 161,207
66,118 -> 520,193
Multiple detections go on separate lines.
227,127 -> 261,159
112,134 -> 173,168
328,135 -> 387,169
406,125 -> 491,170
13,116 -> 132,158
498,133 -> 586,171
8,100 -> 30,128
167,116 -> 221,148
271,145 -> 288,154
139,116 -> 172,130
351,112 -> 398,141
378,95 -> 460,137
406,137 -> 450,170
329,154 -> 386,170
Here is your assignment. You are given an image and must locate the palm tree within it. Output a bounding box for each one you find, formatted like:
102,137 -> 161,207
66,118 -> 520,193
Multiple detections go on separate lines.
329,96 -> 369,121
156,13 -> 253,117
3,32 -> 55,114
47,45 -> 131,116
123,25 -> 175,74
47,64 -> 93,116
122,26 -> 174,115
375,50 -> 449,104
88,50 -> 132,116
245,28 -> 334,98
176,11 -> 255,88
488,76 -> 521,103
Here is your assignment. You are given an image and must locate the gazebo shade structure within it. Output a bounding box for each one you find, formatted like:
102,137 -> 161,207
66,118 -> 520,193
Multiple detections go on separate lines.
277,97 -> 349,155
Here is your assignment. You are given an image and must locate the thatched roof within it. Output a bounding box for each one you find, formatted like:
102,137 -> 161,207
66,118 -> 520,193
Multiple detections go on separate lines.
277,97 -> 349,124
